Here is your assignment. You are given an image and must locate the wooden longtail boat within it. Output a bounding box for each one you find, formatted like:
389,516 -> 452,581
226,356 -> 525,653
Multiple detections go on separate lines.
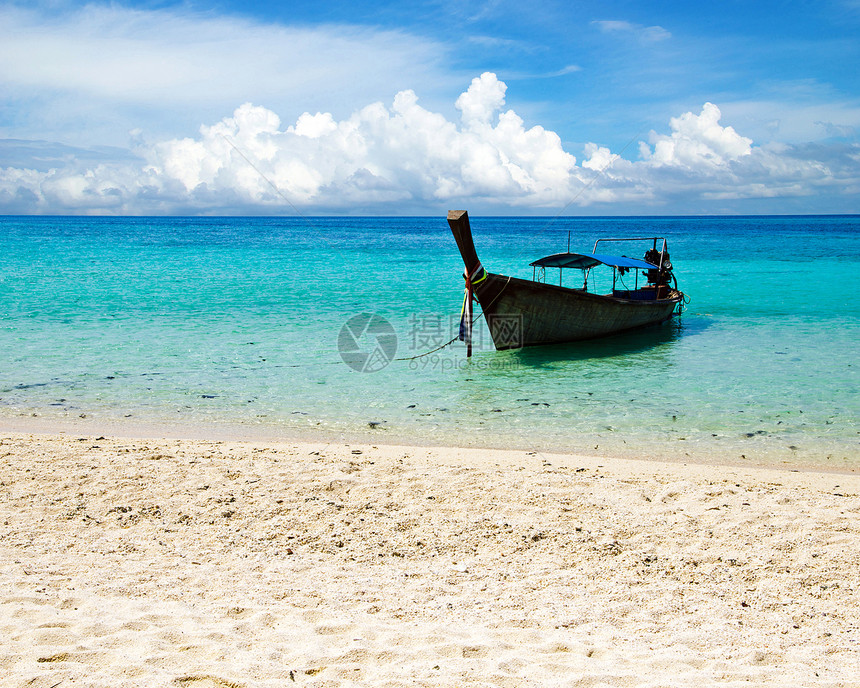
448,210 -> 685,353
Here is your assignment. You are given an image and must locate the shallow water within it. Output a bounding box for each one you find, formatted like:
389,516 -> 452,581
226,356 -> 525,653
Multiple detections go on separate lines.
1,215 -> 857,468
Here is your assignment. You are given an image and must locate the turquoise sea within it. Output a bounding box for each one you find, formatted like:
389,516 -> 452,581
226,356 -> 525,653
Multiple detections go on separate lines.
1,215 -> 857,469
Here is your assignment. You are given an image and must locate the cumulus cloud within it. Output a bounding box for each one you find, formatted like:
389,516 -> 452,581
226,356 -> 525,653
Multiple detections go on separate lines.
137,73 -> 579,210
641,102 -> 753,167
1,74 -> 858,214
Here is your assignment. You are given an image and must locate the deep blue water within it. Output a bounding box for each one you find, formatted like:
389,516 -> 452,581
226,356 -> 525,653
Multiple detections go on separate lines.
1,215 -> 857,468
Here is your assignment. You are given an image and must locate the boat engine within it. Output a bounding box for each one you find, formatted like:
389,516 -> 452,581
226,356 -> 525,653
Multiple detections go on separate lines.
643,248 -> 673,286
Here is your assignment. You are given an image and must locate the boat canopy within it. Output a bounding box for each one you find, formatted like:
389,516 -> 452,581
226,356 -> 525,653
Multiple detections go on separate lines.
530,252 -> 658,271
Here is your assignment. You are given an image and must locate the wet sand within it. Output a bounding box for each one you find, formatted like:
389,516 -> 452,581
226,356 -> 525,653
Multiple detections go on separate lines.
1,431 -> 859,687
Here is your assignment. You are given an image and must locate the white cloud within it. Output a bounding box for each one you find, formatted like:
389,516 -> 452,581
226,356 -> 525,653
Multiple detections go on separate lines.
592,20 -> 671,43
0,3 -> 454,147
142,73 -> 579,209
456,73 -> 509,127
0,4 -> 445,102
1,74 -> 858,214
642,102 -> 753,167
717,98 -> 860,144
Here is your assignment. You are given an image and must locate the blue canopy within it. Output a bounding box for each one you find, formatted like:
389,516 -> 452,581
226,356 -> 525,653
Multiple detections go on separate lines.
530,252 -> 657,271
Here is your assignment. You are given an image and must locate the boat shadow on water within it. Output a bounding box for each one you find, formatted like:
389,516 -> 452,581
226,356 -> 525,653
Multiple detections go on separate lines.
497,315 -> 710,368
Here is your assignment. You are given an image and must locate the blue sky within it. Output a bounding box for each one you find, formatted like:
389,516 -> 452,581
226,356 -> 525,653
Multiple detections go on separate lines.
1,0 -> 858,214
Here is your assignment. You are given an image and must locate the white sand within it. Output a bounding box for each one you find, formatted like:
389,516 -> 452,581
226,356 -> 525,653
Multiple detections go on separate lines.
1,431 -> 859,687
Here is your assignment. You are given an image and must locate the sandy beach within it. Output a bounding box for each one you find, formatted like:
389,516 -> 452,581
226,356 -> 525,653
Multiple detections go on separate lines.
1,430 -> 859,687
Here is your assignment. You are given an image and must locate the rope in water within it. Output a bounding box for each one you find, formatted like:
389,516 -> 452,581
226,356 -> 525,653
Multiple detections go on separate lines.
278,274 -> 514,368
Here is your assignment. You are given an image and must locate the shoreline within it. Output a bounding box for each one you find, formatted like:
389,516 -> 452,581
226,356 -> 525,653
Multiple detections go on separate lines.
2,430 -> 859,686
1,414 -> 858,476
3,427 -> 860,488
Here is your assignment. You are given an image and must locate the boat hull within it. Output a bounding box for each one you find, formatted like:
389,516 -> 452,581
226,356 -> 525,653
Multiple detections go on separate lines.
475,272 -> 680,350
